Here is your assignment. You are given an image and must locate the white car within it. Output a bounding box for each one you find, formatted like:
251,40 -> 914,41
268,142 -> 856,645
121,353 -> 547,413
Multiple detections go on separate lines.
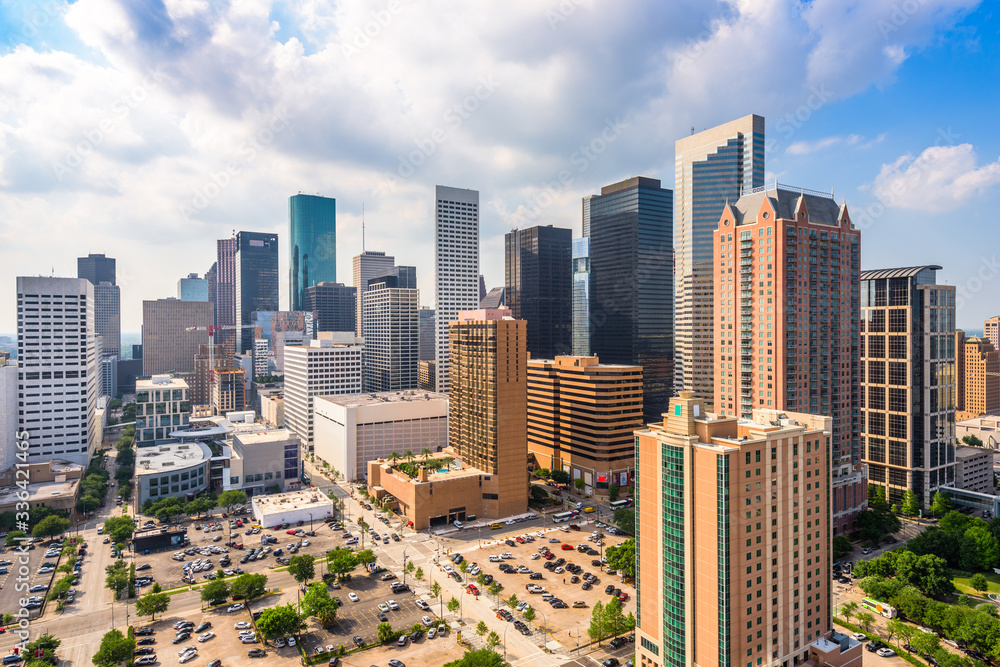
348,593 -> 359,602
198,632 -> 215,643
287,637 -> 296,647
387,600 -> 399,611
180,652 -> 198,663
422,615 -> 434,626
501,552 -> 514,559
227,603 -> 245,613
876,648 -> 896,658
469,566 -> 481,575
488,556 -> 500,563
530,553 -> 540,560
415,599 -> 431,611
239,631 -> 256,638
241,636 -> 258,644
178,647 -> 197,658
443,564 -> 455,573
274,638 -> 286,648
235,622 -> 252,629
851,632 -> 866,642
428,627 -> 437,639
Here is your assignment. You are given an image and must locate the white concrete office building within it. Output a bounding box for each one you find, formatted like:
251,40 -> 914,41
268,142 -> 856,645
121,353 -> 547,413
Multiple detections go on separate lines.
353,251 -> 395,337
362,281 -> 419,392
0,359 -> 18,472
284,333 -> 363,452
313,391 -> 449,482
227,429 -> 301,494
16,276 -> 100,466
434,185 -> 480,393
251,488 -> 334,528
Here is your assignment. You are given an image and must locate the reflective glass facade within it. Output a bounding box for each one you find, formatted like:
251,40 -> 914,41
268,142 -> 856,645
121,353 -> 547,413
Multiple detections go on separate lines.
505,225 -> 572,359
289,194 -> 337,312
236,231 -> 279,354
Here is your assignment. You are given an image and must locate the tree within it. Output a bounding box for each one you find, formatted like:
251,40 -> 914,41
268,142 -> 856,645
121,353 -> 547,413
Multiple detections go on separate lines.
486,631 -> 500,649
103,516 -> 135,544
135,583 -> 169,621
441,455 -> 454,470
447,596 -> 460,616
77,494 -> 100,514
574,478 -> 586,494
931,491 -> 952,517
612,508 -> 635,536
92,629 -> 134,667
404,449 -> 414,464
421,448 -> 433,463
288,554 -> 316,587
902,490 -> 921,516
603,597 -> 626,637
961,525 -> 1000,571
32,515 -> 70,540
971,573 -> 990,592
856,611 -> 875,634
588,600 -> 607,644
218,489 -> 247,513
608,483 -> 619,502
910,630 -> 941,657
105,561 -> 129,598
833,536 -> 855,560
963,434 -> 985,448
4,530 -> 26,546
529,485 -> 548,501
524,606 -> 536,622
507,593 -> 519,610
185,497 -> 215,518
388,451 -> 401,466
230,572 -> 268,603
415,566 -> 424,581
549,469 -> 569,485
377,622 -> 396,644
326,547 -> 360,581
256,603 -> 306,641
840,600 -> 858,625
442,648 -> 504,667
605,538 -> 636,578
301,582 -> 338,626
476,620 -> 488,637
488,581 -> 501,598
25,633 -> 60,666
201,576 -> 230,606
869,484 -> 889,513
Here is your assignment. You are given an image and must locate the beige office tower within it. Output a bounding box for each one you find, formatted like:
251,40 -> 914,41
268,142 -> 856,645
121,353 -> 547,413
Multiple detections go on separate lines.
353,251 -> 395,336
192,344 -> 227,407
448,308 -> 528,519
985,315 -> 1000,351
142,298 -> 214,375
956,331 -> 1000,421
674,114 -> 765,409
635,391 -> 858,667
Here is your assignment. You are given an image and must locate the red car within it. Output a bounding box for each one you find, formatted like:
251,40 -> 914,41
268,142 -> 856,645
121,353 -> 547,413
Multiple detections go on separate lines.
286,530 -> 298,535
467,584 -> 480,595
543,552 -> 555,560
617,593 -> 629,602
560,544 -> 573,550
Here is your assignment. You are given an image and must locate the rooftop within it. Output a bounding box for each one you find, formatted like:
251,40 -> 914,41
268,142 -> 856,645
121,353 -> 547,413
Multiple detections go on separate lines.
252,489 -> 333,514
730,184 -> 846,227
859,265 -> 943,281
138,375 -> 189,390
318,390 -> 448,408
233,429 -> 299,445
956,445 -> 991,460
0,479 -> 79,506
136,442 -> 212,475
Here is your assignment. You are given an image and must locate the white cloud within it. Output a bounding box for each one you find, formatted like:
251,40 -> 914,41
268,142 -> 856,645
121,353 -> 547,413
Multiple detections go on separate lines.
786,136 -> 842,155
872,144 -> 1000,212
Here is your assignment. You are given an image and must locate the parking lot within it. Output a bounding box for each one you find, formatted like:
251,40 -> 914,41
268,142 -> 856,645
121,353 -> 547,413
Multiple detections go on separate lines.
0,538 -> 79,618
466,523 -> 635,641
352,630 -> 466,667
133,599 -> 301,667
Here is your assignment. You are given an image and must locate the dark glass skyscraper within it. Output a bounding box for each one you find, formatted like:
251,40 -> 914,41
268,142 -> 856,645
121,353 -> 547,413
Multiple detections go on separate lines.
505,225 -> 572,359
588,177 -> 674,422
289,194 -> 337,312
306,282 -> 357,333
236,231 -> 279,354
77,253 -> 116,285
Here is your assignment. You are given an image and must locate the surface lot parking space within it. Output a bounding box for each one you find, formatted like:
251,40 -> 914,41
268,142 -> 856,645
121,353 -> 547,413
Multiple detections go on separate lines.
470,527 -> 635,639
353,630 -> 466,667
300,576 -> 433,654
135,602 -> 301,667
0,540 -> 68,617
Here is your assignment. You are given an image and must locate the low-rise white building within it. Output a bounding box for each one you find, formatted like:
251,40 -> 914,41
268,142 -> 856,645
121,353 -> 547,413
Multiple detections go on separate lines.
227,429 -> 301,495
135,441 -> 212,506
135,375 -> 191,445
313,390 -> 448,482
955,445 -> 994,495
251,488 -> 334,528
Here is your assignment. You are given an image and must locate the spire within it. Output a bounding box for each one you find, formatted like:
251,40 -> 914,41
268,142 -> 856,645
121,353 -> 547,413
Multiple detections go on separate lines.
362,202 -> 365,252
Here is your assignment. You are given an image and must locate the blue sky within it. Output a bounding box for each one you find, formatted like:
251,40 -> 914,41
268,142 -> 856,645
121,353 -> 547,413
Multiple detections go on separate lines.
0,0 -> 997,332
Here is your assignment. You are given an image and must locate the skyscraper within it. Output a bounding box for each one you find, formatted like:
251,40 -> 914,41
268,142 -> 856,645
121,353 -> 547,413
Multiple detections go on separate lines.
860,266 -> 956,509
448,308 -> 528,518
588,176 -> 674,422
505,225 -> 572,359
434,185 -> 480,393
77,253 -> 116,285
713,184 -> 865,532
353,250 -> 395,336
289,194 -> 337,312
674,114 -> 765,408
306,282 -> 357,333
17,276 -> 100,466
215,237 -> 237,355
985,315 -> 1000,351
376,265 -> 417,289
178,273 -> 209,301
635,391 -> 853,667
571,237 -> 590,356
956,332 -> 1000,421
192,344 -> 226,407
235,231 -> 279,354
142,299 -> 214,375
418,307 -> 435,362
362,277 -> 419,392
77,253 -> 120,360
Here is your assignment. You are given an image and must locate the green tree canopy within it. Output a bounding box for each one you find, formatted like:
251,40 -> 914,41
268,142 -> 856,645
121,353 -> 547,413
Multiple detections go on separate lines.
960,525 -> 1000,571
91,629 -> 134,667
833,535 -> 855,560
32,515 -> 70,539
25,633 -> 60,666
902,490 -> 921,516
288,554 -> 316,586
588,600 -> 607,644
218,490 -> 247,512
377,622 -> 396,644
230,572 -> 268,603
135,585 -> 169,621
103,516 -> 135,544
105,561 -> 129,597
4,530 -> 26,546
612,508 -> 635,536
256,603 -> 306,640
442,648 -> 504,667
529,485 -> 548,501
301,582 -> 338,626
549,469 -> 569,485
325,547 -> 360,581
605,538 -> 636,578
963,434 -> 985,448
931,491 -> 952,517
201,575 -> 231,606
971,573 -> 989,592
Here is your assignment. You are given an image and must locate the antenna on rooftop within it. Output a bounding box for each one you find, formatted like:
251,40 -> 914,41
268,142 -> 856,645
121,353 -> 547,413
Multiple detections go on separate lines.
362,202 -> 366,251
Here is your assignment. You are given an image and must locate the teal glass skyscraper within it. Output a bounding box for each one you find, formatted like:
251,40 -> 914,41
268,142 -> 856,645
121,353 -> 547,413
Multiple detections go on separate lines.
289,194 -> 337,312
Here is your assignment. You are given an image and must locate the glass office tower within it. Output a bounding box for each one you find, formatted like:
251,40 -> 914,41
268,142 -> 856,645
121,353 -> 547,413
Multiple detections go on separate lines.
236,231 -> 279,354
289,194 -> 337,312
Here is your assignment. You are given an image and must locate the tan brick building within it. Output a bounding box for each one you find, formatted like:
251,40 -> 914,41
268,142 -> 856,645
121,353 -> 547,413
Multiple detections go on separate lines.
192,344 -> 227,407
211,367 -> 246,414
956,332 -> 1000,421
986,315 -> 1000,351
448,308 -> 528,520
635,390 -> 859,667
526,355 -> 642,492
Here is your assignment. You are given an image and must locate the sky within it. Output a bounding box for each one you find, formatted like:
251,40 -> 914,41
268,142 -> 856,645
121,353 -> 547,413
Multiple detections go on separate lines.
0,0 -> 998,334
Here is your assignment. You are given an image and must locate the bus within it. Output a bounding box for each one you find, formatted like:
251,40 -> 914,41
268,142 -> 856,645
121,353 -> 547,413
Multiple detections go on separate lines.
609,499 -> 633,511
552,511 -> 577,523
861,597 -> 896,619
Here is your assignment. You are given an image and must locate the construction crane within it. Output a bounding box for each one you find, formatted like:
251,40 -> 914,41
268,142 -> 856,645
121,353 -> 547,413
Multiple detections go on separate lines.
184,324 -> 236,386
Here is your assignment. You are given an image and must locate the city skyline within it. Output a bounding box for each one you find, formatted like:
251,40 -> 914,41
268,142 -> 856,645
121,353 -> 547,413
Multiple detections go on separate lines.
0,2 -> 997,332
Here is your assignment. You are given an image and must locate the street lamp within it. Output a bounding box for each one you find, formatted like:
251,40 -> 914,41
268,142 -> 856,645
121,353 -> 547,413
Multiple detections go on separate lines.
402,549 -> 408,586
309,512 -> 313,534
502,621 -> 513,662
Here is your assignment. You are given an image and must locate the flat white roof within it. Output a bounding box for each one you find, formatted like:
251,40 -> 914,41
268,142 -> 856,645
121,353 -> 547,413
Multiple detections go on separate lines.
136,442 -> 212,475
318,391 -> 448,408
252,489 -> 333,514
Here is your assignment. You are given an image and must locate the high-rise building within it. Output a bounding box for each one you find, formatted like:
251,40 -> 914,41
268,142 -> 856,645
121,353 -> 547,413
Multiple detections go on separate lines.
480,287 -> 505,309
215,237 -> 237,355
448,308 -> 528,518
192,344 -> 226,407
674,115 -> 765,408
479,274 -> 487,303
253,338 -> 269,378
178,273 -> 209,301
142,298 -> 214,376
353,251 -> 395,336
419,307 -> 435,362
101,356 -> 118,398
205,262 -> 217,307
571,237 -> 590,356
212,367 -> 247,414
860,266 -> 956,509
418,360 -> 436,391
376,265 -> 417,289
505,225 -> 572,359
581,194 -> 594,237
0,358 -> 19,472
306,282 -> 356,333
634,391 -> 853,667
77,253 -> 116,285
956,332 -> 1000,421
362,278 -> 419,392
250,311 -> 317,350
434,186 -> 480,393
284,333 -> 364,452
588,176 -> 673,422
985,315 -> 1000,352
135,375 -> 190,444
16,276 -> 100,465
526,356 -> 642,490
235,231 -> 279,354
289,194 -> 337,312
714,184 -> 865,532
274,331 -> 308,375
